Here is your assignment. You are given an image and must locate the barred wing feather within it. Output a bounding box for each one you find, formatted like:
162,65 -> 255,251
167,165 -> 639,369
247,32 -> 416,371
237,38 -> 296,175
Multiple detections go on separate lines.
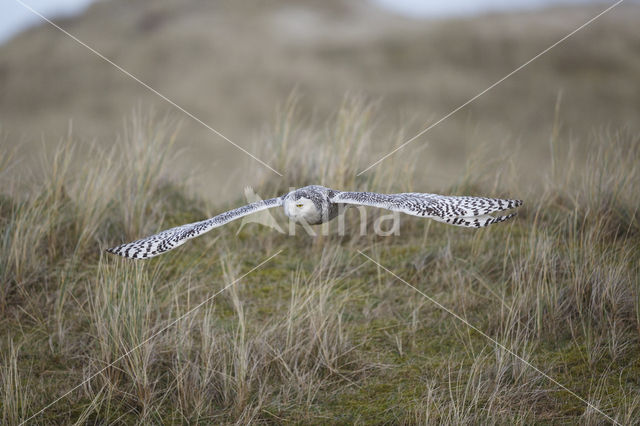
107,197 -> 283,259
330,191 -> 522,228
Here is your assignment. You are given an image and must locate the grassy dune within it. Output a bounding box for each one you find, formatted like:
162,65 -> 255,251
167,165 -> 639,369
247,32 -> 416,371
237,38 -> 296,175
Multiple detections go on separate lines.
1,102 -> 639,424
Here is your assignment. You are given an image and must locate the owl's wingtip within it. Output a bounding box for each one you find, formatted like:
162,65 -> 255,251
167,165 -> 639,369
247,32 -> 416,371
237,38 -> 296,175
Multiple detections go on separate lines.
105,245 -> 124,256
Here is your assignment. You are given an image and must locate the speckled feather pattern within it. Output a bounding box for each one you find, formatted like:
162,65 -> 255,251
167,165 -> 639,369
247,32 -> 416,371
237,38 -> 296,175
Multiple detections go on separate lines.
106,197 -> 283,259
331,191 -> 523,227
107,186 -> 522,259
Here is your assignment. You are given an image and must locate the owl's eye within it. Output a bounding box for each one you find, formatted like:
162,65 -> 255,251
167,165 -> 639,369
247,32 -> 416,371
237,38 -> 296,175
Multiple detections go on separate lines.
296,203 -> 304,208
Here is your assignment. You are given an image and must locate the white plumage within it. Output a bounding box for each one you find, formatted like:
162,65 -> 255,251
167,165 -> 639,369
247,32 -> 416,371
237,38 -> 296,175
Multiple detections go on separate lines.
107,185 -> 522,259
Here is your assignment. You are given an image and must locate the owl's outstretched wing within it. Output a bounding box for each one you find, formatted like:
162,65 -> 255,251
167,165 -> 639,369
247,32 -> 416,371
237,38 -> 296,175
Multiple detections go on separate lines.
107,197 -> 283,259
330,191 -> 522,228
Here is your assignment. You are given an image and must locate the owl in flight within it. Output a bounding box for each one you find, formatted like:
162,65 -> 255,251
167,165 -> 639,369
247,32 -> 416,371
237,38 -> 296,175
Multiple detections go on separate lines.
107,185 -> 522,259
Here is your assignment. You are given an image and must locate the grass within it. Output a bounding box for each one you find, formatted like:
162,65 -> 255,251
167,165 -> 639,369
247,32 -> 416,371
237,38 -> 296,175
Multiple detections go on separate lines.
0,102 -> 639,424
2,2 -> 639,200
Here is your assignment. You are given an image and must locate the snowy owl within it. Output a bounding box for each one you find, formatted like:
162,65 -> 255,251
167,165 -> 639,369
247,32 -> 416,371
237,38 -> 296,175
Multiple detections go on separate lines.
106,185 -> 522,259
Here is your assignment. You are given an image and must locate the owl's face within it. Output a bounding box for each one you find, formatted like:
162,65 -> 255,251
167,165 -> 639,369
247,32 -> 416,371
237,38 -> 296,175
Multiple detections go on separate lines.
284,196 -> 321,224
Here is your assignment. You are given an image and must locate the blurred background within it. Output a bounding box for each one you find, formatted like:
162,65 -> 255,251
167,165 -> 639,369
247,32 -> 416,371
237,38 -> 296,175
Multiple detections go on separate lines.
1,0 -> 639,197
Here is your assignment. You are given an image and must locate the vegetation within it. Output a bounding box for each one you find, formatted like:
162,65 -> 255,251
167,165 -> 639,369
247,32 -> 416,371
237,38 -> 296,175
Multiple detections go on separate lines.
2,1 -> 639,200
1,101 -> 638,424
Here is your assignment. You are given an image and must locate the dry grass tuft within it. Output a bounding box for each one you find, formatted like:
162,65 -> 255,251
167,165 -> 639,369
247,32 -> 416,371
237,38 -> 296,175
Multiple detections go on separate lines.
0,102 -> 638,423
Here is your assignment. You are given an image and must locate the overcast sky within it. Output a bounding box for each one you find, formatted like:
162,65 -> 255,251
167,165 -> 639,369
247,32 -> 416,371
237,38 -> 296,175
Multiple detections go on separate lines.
1,0 -> 94,43
373,0 -> 603,17
0,0 -> 611,45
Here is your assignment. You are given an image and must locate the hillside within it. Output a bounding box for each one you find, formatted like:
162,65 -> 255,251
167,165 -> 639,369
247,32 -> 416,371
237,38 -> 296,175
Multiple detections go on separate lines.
1,0 -> 639,197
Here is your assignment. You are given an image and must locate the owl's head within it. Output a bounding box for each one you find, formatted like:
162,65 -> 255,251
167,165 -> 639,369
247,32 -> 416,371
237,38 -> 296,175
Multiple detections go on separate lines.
284,195 -> 319,223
